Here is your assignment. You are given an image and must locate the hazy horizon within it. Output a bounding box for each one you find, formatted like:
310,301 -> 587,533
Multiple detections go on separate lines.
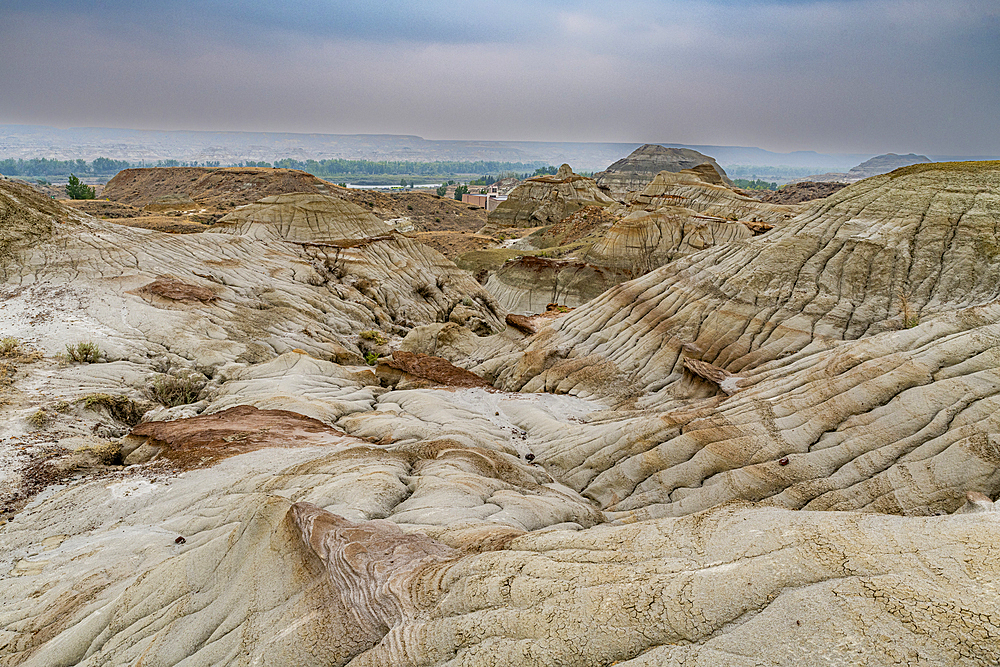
3,1 -> 998,156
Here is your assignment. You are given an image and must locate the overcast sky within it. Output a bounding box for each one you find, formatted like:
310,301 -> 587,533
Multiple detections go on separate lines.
2,0 -> 998,155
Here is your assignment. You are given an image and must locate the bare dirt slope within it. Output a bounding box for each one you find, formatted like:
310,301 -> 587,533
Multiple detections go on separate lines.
102,166 -> 339,209
98,167 -> 489,239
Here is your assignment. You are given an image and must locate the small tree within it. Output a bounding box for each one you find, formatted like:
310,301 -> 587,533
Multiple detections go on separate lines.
65,174 -> 95,200
436,184 -> 448,197
454,184 -> 468,201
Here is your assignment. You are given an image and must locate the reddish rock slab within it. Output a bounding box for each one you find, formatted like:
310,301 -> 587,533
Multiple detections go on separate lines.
138,277 -> 216,302
128,404 -> 346,467
378,351 -> 492,389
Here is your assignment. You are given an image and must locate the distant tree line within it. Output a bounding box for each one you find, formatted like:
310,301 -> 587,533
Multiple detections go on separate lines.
0,157 -> 226,178
0,157 -> 131,177
725,165 -> 832,181
0,155 -> 556,186
732,178 -> 779,191
257,158 -> 550,181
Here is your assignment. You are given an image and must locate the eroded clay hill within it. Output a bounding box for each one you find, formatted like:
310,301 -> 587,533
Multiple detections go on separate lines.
102,166 -> 339,209
478,163 -> 801,313
485,163 -> 616,230
2,164 -> 1000,666
594,143 -> 732,199
93,166 -> 490,246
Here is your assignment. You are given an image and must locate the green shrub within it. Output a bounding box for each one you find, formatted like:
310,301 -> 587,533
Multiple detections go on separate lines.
144,374 -> 204,407
65,341 -> 101,363
364,351 -> 380,366
78,393 -> 146,426
0,337 -> 20,358
65,174 -> 96,200
27,409 -> 51,429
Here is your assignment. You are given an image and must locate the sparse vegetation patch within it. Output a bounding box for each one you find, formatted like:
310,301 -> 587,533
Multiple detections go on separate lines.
144,373 -> 205,408
78,393 -> 147,426
359,330 -> 389,346
27,409 -> 52,429
0,337 -> 21,358
65,341 -> 101,363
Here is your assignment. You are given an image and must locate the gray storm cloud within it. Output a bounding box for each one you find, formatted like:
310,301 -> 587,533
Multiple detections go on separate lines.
1,0 -> 997,154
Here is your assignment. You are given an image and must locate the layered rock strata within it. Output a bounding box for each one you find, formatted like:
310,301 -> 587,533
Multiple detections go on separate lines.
485,164 -> 615,230
622,168 -> 799,225
3,164 -> 1000,666
594,143 -> 732,199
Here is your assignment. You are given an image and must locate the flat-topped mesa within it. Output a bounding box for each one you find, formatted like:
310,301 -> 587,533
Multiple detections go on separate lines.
102,166 -> 339,208
210,192 -> 389,243
485,163 -> 615,229
594,144 -> 732,200
623,168 -> 799,226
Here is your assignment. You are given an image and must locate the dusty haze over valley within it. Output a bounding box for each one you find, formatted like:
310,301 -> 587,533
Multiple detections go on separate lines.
2,1 -> 1000,666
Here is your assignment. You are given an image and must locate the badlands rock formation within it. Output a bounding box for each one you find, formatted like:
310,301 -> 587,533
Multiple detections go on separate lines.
484,256 -> 629,314
594,143 -> 732,199
3,163 -> 1000,666
752,180 -> 847,204
622,168 -> 798,225
485,164 -> 615,230
481,165 -> 797,314
847,153 -> 932,179
101,166 -> 339,209
805,153 -> 934,184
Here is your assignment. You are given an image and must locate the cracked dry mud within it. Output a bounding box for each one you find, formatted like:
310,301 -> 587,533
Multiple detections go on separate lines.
2,163 -> 1000,666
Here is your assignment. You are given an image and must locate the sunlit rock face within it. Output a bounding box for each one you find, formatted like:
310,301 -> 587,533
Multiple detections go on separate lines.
4,163 -> 1000,666
594,143 -> 733,199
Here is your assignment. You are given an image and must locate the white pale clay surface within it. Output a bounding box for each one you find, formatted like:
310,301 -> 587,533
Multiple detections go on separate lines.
3,166 -> 1000,665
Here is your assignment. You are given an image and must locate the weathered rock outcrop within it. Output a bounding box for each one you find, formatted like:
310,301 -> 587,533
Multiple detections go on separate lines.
445,163 -> 1000,521
485,164 -> 615,230
752,180 -> 847,204
484,256 -> 627,314
623,168 -> 799,225
586,207 -> 753,272
594,143 -> 732,199
212,192 -> 389,242
3,466 -> 997,666
4,164 -> 1000,666
0,178 -> 87,268
479,169 -> 777,315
